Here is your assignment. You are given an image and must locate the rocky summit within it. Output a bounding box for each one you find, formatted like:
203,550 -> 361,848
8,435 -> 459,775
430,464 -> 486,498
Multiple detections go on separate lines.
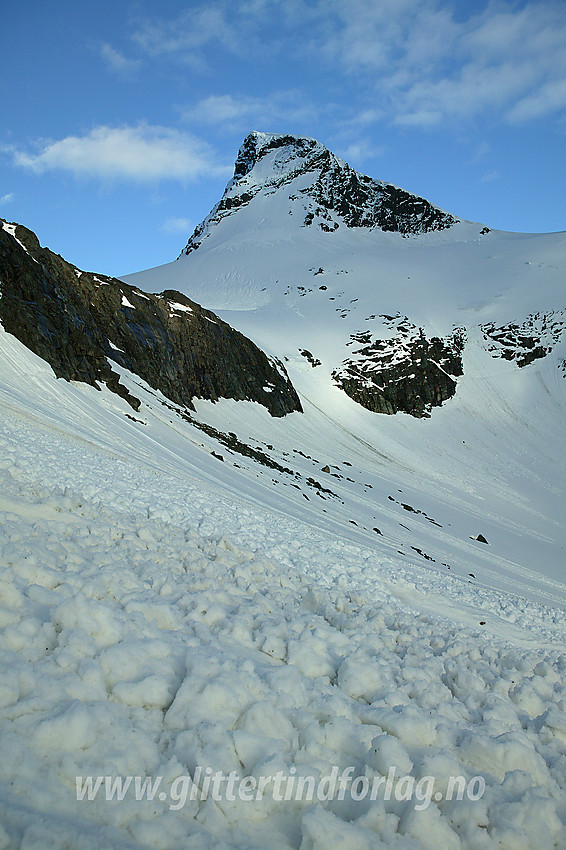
182,131 -> 457,256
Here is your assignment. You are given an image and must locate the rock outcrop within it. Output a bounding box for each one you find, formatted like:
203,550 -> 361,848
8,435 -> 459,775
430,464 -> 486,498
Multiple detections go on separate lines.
0,220 -> 302,417
332,316 -> 465,417
480,311 -> 566,368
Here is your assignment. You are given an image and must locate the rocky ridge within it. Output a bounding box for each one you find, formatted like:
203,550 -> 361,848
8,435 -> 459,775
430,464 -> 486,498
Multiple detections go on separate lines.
182,131 -> 458,255
0,220 -> 302,417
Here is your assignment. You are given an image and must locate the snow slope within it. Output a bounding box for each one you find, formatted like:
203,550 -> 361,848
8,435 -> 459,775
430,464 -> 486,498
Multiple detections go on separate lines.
124,132 -> 566,608
1,132 -> 566,848
1,310 -> 566,849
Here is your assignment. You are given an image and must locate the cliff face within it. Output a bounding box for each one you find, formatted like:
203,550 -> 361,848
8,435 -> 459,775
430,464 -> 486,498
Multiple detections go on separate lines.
0,220 -> 302,417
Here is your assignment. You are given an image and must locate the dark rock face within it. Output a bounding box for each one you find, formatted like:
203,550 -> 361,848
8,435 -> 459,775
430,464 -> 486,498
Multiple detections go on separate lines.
480,311 -> 566,368
182,132 -> 457,255
332,317 -> 465,417
0,220 -> 302,417
0,222 -> 140,409
302,153 -> 457,235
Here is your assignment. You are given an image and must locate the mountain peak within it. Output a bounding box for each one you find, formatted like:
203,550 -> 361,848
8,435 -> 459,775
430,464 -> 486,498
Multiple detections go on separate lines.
181,131 -> 458,256
233,131 -> 323,180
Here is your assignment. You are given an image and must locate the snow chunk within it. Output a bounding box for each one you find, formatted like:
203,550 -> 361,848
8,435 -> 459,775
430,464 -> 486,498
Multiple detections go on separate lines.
169,302 -> 193,314
368,733 -> 413,776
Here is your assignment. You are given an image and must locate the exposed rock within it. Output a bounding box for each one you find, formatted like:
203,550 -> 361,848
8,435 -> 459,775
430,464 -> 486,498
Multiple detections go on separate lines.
333,316 -> 465,417
0,220 -> 302,417
302,151 -> 457,235
411,546 -> 435,562
299,349 -> 322,367
0,222 -> 140,409
480,311 -> 566,368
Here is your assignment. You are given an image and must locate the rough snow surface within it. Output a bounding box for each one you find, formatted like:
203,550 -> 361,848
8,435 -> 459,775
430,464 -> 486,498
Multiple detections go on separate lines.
3,140 -> 566,844
0,328 -> 565,849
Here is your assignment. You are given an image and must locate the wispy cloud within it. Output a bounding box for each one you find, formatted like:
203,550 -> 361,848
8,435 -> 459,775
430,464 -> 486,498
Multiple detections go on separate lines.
507,78 -> 566,123
10,125 -> 230,183
337,139 -> 385,165
161,217 -> 192,234
129,2 -> 319,70
317,0 -> 566,128
131,4 -> 242,70
470,142 -> 491,164
182,92 -> 315,133
0,192 -> 14,205
100,43 -> 141,77
129,1 -> 566,135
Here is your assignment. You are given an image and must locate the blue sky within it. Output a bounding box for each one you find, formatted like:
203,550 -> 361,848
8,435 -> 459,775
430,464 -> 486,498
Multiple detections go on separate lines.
1,0 -> 565,277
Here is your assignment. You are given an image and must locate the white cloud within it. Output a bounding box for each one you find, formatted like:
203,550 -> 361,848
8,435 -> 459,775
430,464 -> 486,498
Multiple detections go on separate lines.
100,44 -> 141,76
186,94 -> 257,126
314,0 -> 566,127
0,192 -> 14,205
11,125 -> 231,183
131,5 -> 241,70
337,139 -> 385,164
182,92 -> 315,132
161,217 -> 193,234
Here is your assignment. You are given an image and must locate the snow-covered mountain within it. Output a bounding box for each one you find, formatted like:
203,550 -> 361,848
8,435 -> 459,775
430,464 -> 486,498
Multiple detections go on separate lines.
126,131 -> 566,418
1,132 -> 566,849
124,131 -> 566,602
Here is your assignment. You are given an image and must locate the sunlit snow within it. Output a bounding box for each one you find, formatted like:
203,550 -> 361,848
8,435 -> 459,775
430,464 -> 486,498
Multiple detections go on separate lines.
0,317 -> 565,849
2,136 -> 566,847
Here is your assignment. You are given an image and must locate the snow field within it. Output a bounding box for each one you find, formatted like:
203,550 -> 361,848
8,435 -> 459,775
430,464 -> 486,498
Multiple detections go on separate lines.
3,134 -> 566,848
1,428 -> 566,849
